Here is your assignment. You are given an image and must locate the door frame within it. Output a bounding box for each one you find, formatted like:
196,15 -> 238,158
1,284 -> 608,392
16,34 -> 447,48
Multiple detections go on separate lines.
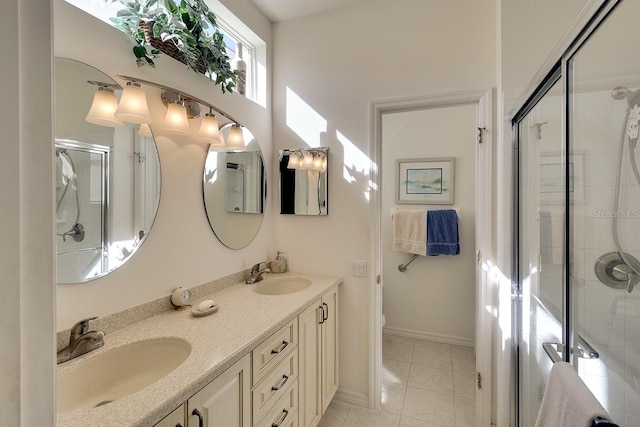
368,89 -> 493,425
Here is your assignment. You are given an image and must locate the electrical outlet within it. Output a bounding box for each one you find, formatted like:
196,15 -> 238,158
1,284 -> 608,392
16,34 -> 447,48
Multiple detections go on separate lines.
351,260 -> 367,277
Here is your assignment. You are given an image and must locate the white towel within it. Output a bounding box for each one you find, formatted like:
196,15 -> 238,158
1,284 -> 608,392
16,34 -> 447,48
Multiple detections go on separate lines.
535,362 -> 612,427
392,210 -> 426,256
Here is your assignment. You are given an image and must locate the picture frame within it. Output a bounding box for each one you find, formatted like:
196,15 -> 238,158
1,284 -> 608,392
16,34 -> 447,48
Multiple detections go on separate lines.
539,152 -> 585,204
396,157 -> 455,204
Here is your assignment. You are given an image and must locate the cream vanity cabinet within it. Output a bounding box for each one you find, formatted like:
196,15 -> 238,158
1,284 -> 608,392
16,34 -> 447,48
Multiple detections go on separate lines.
298,287 -> 339,427
154,285 -> 338,427
187,353 -> 252,427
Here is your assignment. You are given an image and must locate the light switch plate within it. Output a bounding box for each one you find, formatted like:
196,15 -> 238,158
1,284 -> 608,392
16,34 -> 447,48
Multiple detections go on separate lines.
351,260 -> 367,277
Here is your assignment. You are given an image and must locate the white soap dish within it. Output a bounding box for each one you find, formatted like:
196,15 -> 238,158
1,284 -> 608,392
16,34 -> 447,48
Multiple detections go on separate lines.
191,304 -> 218,317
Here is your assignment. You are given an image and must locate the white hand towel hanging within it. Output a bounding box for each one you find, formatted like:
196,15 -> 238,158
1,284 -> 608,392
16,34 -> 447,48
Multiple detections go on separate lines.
392,209 -> 426,256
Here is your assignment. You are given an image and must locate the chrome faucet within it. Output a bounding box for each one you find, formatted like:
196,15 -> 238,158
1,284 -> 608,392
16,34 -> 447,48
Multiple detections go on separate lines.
246,262 -> 271,284
57,317 -> 105,364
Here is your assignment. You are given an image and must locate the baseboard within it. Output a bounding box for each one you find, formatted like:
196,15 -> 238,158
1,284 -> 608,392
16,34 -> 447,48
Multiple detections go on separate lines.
333,388 -> 368,408
383,325 -> 474,348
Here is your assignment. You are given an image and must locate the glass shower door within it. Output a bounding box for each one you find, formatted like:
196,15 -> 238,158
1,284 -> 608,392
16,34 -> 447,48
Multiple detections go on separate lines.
568,0 -> 640,423
516,77 -> 566,427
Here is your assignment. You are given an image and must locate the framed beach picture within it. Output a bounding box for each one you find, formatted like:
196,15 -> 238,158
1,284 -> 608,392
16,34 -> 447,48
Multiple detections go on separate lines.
396,157 -> 455,204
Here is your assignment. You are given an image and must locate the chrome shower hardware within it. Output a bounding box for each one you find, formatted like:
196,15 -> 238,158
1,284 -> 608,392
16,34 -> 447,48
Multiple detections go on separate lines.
594,251 -> 640,293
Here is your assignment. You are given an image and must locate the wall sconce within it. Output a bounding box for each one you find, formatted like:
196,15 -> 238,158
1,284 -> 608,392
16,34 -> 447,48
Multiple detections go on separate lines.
164,95 -> 191,134
85,82 -> 123,127
114,81 -> 152,124
199,108 -> 224,148
287,152 -> 301,169
301,152 -> 314,169
226,124 -> 245,151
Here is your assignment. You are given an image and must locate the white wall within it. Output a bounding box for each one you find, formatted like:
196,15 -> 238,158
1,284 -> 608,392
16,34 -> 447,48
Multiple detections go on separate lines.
0,0 -> 55,425
54,0 -> 274,330
272,0 -> 496,401
381,105 -> 477,344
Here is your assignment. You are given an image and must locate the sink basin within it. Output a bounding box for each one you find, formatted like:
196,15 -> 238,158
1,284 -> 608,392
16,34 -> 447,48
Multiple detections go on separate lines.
253,277 -> 312,295
57,338 -> 191,414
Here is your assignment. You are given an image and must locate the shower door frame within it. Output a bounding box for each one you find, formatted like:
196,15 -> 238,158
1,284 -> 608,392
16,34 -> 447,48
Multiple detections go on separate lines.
510,0 -> 623,424
55,138 -> 111,276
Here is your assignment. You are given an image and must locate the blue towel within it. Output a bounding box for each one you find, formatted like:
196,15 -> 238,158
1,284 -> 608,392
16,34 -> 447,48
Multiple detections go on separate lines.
427,209 -> 460,256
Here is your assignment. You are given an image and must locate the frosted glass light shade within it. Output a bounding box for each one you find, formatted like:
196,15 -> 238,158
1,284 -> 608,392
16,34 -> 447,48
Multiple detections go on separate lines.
198,113 -> 223,146
313,155 -> 323,170
164,101 -> 191,134
138,123 -> 153,137
85,87 -> 123,127
226,124 -> 245,151
321,157 -> 327,172
301,153 -> 314,169
114,82 -> 151,124
287,153 -> 300,169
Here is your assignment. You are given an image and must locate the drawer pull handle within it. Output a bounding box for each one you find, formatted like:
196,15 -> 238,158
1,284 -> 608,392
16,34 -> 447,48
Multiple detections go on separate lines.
271,374 -> 289,391
272,408 -> 289,427
322,302 -> 328,321
271,340 -> 289,355
192,408 -> 204,427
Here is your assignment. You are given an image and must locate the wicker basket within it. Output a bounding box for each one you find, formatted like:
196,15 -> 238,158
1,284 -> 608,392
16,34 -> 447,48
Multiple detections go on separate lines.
141,22 -> 207,74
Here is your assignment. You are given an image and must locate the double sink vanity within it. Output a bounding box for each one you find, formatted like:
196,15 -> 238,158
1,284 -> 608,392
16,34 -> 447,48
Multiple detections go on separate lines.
57,273 -> 340,427
54,46 -> 336,427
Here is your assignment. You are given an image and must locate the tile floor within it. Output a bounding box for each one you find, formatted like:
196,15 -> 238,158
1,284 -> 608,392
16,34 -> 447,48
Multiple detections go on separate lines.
318,334 -> 476,427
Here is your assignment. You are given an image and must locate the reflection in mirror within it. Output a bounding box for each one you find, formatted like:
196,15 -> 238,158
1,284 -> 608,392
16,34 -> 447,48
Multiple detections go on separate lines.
55,58 -> 161,283
279,148 -> 328,215
203,124 -> 266,249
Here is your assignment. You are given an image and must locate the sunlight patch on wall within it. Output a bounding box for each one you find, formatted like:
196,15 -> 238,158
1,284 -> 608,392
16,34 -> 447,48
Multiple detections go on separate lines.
286,87 -> 327,148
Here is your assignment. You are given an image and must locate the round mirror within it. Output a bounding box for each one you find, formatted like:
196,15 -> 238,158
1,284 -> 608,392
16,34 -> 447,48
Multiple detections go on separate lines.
203,124 -> 266,249
54,58 -> 161,283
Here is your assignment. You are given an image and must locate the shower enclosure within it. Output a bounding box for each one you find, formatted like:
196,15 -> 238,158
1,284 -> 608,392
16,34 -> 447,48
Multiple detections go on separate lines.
514,0 -> 640,425
55,140 -> 110,282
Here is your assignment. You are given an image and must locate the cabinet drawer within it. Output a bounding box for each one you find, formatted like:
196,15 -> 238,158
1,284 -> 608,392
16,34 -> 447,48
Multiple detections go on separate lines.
253,319 -> 298,384
253,349 -> 298,422
255,380 -> 298,427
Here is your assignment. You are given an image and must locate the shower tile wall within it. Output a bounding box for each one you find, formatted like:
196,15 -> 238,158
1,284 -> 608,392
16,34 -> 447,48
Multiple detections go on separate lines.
571,86 -> 640,426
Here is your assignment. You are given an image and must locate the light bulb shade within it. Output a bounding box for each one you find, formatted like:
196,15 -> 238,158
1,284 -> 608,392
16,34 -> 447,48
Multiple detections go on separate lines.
138,123 -> 153,137
287,153 -> 300,169
164,101 -> 191,134
114,82 -> 151,124
313,155 -> 323,170
198,113 -> 223,146
85,87 -> 123,127
301,153 -> 314,169
226,124 -> 245,151
321,157 -> 327,172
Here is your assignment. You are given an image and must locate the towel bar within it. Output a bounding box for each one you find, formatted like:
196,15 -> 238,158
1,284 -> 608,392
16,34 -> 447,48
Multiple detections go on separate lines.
398,254 -> 420,272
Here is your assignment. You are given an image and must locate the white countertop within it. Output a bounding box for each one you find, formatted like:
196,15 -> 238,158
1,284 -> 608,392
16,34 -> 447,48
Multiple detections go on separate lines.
57,272 -> 342,427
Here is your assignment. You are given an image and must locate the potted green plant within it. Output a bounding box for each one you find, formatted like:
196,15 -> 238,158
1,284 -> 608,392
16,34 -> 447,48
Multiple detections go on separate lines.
108,0 -> 238,93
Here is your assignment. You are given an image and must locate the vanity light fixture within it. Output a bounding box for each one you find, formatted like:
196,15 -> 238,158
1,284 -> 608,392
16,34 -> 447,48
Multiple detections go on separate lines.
85,83 -> 123,128
138,123 -> 153,137
198,108 -> 224,147
114,81 -> 152,124
164,94 -> 191,134
321,157 -> 327,172
226,124 -> 245,151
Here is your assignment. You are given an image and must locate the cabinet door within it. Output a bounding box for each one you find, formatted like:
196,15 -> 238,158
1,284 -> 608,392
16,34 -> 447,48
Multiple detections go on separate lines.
188,354 -> 251,427
155,404 -> 185,427
298,300 -> 322,427
321,288 -> 338,412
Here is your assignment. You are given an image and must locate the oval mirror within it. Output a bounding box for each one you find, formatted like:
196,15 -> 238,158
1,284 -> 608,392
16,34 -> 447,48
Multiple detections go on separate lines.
203,124 -> 266,249
54,58 -> 161,283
